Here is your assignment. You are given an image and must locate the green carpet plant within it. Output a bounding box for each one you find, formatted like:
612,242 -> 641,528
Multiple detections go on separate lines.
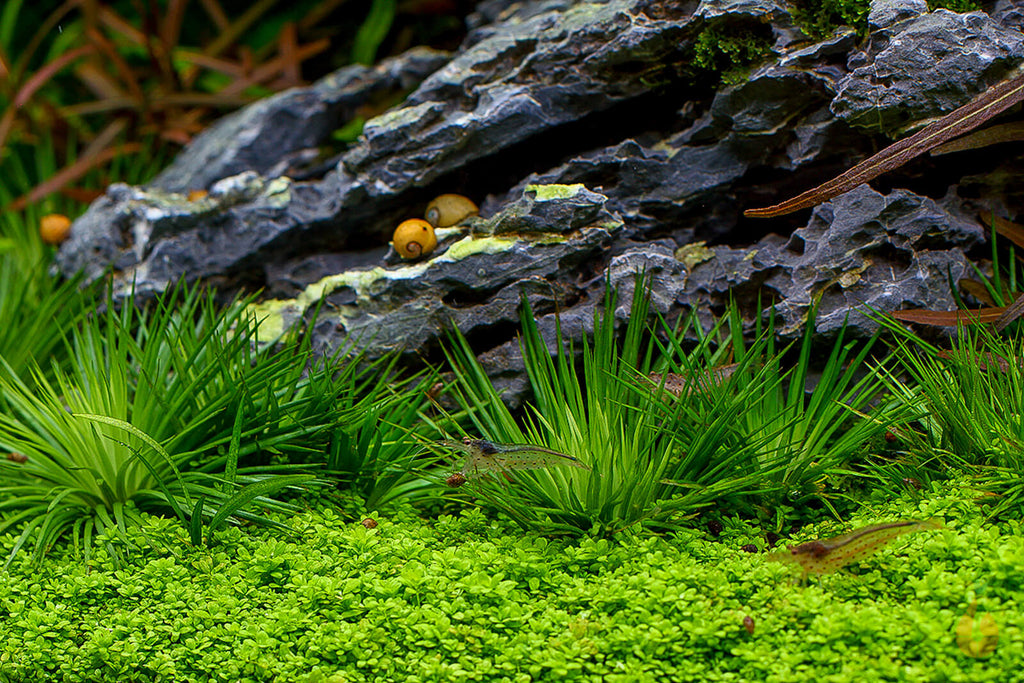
0,481 -> 1019,682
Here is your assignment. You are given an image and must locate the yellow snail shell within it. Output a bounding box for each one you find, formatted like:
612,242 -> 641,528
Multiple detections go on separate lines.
39,214 -> 72,245
393,218 -> 438,259
425,194 -> 478,228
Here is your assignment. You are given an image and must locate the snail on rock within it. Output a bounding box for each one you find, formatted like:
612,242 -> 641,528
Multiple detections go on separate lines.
392,218 -> 438,259
425,194 -> 478,228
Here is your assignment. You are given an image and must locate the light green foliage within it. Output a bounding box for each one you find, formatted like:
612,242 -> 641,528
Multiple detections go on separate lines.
791,0 -> 982,39
692,28 -> 773,85
695,0 -> 982,84
352,0 -> 397,65
325,369 -> 444,510
790,0 -> 871,37
331,116 -> 366,144
0,483 -> 1020,682
525,184 -> 589,201
701,306 -> 904,518
441,283 -> 685,534
929,1 -> 983,12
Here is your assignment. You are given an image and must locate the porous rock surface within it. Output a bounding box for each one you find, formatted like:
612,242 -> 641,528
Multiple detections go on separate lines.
55,0 -> 1024,403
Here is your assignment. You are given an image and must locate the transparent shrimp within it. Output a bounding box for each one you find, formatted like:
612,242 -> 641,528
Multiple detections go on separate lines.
438,437 -> 589,482
767,518 -> 943,577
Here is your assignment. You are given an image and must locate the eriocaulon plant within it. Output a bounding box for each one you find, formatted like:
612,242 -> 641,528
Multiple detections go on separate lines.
325,366 -> 448,510
670,303 -> 904,521
876,316 -> 1024,516
442,276 -> 902,535
0,282 -> 388,566
441,277 -> 678,534
629,298 -> 903,529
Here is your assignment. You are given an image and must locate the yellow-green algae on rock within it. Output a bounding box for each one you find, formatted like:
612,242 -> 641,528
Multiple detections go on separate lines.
674,241 -> 716,271
525,183 -> 590,201
246,231 -> 519,343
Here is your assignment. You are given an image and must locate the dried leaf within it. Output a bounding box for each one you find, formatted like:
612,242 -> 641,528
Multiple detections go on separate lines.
278,22 -> 302,88
83,26 -> 145,103
81,119 -> 129,161
5,143 -> 142,211
0,107 -> 15,158
173,49 -> 248,78
994,293 -> 1024,331
957,604 -> 999,658
205,0 -> 278,59
958,279 -> 997,307
888,308 -> 1006,326
745,67 -> 1024,218
936,349 -> 1018,373
218,39 -> 329,97
198,0 -> 231,32
979,211 -> 1024,251
8,1 -> 78,81
97,5 -> 148,47
161,0 -> 187,52
14,44 -> 96,107
932,121 -> 1024,155
2,0 -> 341,208
73,60 -> 128,101
58,186 -> 106,204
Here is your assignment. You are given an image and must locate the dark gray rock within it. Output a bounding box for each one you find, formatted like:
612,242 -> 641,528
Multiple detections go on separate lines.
280,186 -> 623,361
58,0 -> 729,297
467,0 -> 574,31
475,240 -> 685,407
992,0 -> 1024,32
681,185 -> 984,336
696,0 -> 787,21
867,0 -> 927,31
151,48 -> 450,194
498,55 -> 867,245
55,172 -> 342,288
342,0 -> 713,195
832,9 -> 1024,135
481,183 -> 610,236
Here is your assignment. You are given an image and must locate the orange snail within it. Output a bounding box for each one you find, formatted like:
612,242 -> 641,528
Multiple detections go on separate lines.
39,214 -> 72,245
392,218 -> 438,259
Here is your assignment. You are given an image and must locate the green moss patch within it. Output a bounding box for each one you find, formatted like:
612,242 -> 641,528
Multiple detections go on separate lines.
1,482 -> 1021,682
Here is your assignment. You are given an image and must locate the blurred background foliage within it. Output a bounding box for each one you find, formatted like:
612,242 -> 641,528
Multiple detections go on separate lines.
0,0 -> 476,213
